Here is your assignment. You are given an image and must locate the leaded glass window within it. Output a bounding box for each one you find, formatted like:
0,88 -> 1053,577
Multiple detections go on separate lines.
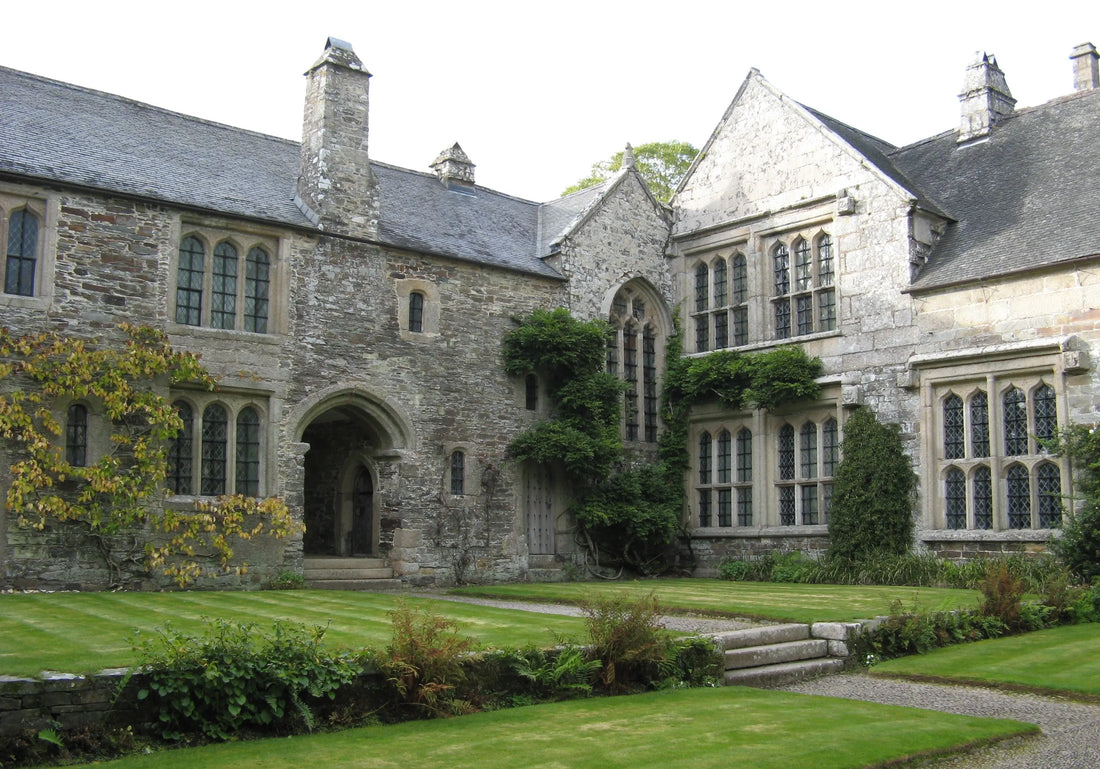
736,487 -> 753,526
733,307 -> 748,346
211,241 -> 238,330
168,401 -> 193,495
774,300 -> 791,340
800,422 -> 817,479
525,374 -> 538,411
1006,464 -> 1030,528
779,485 -> 796,526
973,466 -> 993,529
450,450 -> 465,495
817,234 -> 834,286
643,326 -> 658,442
801,484 -> 818,525
717,430 -> 732,484
698,432 -> 712,484
945,467 -> 966,528
409,292 -> 425,333
200,404 -> 228,496
244,246 -> 270,333
624,325 -> 638,441
1034,384 -> 1057,445
5,209 -> 38,296
1004,388 -> 1028,455
943,394 -> 964,459
718,488 -> 732,527
794,240 -> 812,291
795,295 -> 813,336
66,403 -> 88,467
818,289 -> 836,331
176,236 -> 205,325
778,424 -> 795,480
698,489 -> 712,527
235,407 -> 261,497
773,244 -> 790,296
731,254 -> 747,304
712,260 -> 726,307
970,391 -> 990,458
714,311 -> 728,349
695,315 -> 709,352
822,418 -> 838,476
1037,463 -> 1062,528
694,263 -> 708,312
736,429 -> 752,483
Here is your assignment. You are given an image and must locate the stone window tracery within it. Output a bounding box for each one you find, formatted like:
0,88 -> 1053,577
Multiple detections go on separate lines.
174,228 -> 277,333
771,233 -> 836,340
167,395 -> 267,498
4,208 -> 39,297
608,282 -> 667,445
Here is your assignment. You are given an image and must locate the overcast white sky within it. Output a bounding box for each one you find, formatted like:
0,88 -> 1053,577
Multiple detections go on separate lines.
3,1 -> 1097,201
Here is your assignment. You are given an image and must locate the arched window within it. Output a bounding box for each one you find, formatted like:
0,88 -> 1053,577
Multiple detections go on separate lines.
244,246 -> 270,333
731,253 -> 748,345
609,283 -> 667,445
525,374 -> 538,411
235,407 -> 261,497
712,261 -> 728,348
1033,384 -> 1057,444
176,236 -> 205,325
211,241 -> 238,329
717,430 -> 732,484
167,401 -> 194,495
712,259 -> 727,307
5,209 -> 39,296
735,428 -> 753,526
817,234 -> 834,286
973,466 -> 993,529
773,244 -> 791,339
1036,463 -> 1062,528
698,432 -> 712,484
66,403 -> 88,467
623,324 -> 639,441
450,450 -> 465,495
970,391 -> 990,458
778,424 -> 796,525
1006,464 -> 1030,528
694,263 -> 709,312
943,394 -> 964,459
800,422 -> 818,479
822,418 -> 839,476
409,291 -> 425,333
201,404 -> 228,495
794,239 -> 812,291
945,467 -> 966,528
643,326 -> 658,442
1003,387 -> 1028,455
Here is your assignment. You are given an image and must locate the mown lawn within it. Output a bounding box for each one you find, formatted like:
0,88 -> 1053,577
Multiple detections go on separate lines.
452,579 -> 980,623
0,590 -> 588,677
870,623 -> 1100,698
65,686 -> 1035,769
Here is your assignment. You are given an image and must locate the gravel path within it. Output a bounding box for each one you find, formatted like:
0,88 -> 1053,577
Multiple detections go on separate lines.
779,674 -> 1100,768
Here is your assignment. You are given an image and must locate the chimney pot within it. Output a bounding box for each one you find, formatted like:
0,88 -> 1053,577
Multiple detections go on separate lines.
1071,42 -> 1099,92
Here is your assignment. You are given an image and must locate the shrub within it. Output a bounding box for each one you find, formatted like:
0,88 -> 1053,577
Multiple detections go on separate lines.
856,601 -> 1006,661
508,645 -> 602,699
827,408 -> 916,561
375,601 -> 476,718
1050,424 -> 1100,582
978,562 -> 1026,631
134,619 -> 358,740
718,559 -> 753,581
581,592 -> 671,692
263,570 -> 306,590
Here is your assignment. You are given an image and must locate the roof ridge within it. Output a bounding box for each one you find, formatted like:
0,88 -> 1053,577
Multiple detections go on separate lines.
0,64 -> 300,149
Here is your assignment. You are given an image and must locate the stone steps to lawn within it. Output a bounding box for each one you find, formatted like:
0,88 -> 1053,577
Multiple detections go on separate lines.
303,556 -> 399,590
710,621 -> 866,688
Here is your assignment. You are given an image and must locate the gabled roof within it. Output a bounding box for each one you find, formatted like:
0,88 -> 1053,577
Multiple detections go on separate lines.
0,65 -> 566,280
890,88 -> 1100,290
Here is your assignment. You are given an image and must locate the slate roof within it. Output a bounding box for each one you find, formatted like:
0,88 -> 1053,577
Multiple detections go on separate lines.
0,66 -> 565,280
888,89 -> 1100,290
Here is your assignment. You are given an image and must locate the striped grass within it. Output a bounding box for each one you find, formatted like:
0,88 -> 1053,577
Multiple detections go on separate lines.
0,590 -> 588,677
452,578 -> 981,623
63,686 -> 1036,769
870,623 -> 1100,698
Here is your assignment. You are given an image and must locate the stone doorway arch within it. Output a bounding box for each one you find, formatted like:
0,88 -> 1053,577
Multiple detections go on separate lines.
291,387 -> 412,558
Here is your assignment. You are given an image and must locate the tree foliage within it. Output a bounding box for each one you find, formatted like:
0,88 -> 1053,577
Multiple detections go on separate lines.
561,141 -> 698,203
827,407 -> 917,561
1050,424 -> 1100,582
0,324 -> 301,586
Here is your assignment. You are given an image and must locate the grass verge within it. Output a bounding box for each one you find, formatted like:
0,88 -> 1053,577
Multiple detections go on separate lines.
452,579 -> 980,623
63,686 -> 1036,769
0,590 -> 588,677
870,623 -> 1100,699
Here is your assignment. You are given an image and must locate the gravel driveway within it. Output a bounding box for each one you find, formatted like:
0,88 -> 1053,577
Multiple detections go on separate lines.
780,674 -> 1100,768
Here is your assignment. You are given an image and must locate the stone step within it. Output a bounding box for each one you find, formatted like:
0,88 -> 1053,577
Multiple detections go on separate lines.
304,567 -> 394,580
302,557 -> 387,570
306,578 -> 405,591
723,657 -> 847,688
712,623 -> 810,651
724,639 -> 828,670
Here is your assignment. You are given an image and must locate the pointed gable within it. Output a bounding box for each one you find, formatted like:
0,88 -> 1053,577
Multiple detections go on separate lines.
674,71 -> 921,236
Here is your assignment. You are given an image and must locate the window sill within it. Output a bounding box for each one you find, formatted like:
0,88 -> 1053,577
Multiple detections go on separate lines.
168,322 -> 282,346
692,525 -> 830,537
921,528 -> 1060,541
687,329 -> 842,357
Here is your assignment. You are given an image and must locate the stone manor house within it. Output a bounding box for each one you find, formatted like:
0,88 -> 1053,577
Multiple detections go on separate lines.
1,38 -> 1098,589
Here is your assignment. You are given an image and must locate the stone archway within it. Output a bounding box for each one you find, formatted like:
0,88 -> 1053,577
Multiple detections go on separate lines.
291,388 -> 412,558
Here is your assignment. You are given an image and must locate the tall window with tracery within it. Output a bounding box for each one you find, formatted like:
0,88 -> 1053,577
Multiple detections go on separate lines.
175,232 -> 274,332
772,234 -> 836,340
201,404 -> 228,496
696,426 -> 753,528
66,403 -> 88,467
4,208 -> 39,297
168,398 -> 266,498
937,380 -> 1062,530
167,401 -> 194,495
777,418 -> 836,526
235,407 -> 261,497
608,284 -> 666,445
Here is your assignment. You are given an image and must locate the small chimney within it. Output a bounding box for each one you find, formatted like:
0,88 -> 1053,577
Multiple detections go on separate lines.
1071,42 -> 1099,92
622,143 -> 636,169
430,143 -> 476,188
957,52 -> 1016,144
297,37 -> 378,238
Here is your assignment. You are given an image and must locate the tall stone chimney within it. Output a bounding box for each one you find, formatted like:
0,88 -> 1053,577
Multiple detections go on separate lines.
1071,42 -> 1099,92
297,37 -> 378,238
957,52 -> 1016,144
429,143 -> 476,189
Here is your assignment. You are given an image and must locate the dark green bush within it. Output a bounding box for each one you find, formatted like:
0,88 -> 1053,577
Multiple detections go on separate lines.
827,408 -> 916,561
857,602 -> 1007,661
1049,424 -> 1100,582
135,619 -> 358,740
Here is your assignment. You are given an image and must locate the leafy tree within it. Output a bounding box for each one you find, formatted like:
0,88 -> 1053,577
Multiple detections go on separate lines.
1050,424 -> 1100,582
561,141 -> 698,203
827,407 -> 917,561
0,324 -> 301,586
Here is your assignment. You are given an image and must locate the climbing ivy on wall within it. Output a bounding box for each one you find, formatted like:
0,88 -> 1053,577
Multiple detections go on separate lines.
504,309 -> 823,576
0,324 -> 301,586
